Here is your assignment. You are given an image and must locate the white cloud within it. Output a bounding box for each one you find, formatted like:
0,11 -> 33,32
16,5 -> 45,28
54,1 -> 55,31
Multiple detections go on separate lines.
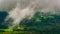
1,0 -> 60,28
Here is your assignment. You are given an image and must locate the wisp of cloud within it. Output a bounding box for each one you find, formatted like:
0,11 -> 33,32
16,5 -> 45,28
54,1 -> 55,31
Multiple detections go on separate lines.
0,0 -> 60,28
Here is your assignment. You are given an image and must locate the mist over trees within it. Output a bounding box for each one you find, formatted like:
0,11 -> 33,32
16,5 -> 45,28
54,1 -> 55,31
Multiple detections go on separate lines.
20,12 -> 60,32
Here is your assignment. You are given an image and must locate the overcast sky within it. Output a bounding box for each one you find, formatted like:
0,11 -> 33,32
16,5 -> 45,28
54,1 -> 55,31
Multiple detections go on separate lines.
0,0 -> 60,11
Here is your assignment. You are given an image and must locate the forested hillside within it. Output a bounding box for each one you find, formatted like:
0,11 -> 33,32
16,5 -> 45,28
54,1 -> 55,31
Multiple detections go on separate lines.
20,12 -> 60,32
0,11 -> 60,34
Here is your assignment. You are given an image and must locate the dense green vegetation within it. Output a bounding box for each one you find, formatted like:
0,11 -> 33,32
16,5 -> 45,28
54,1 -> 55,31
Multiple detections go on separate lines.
19,12 -> 60,34
0,11 -> 8,29
20,12 -> 60,31
0,11 -> 60,34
